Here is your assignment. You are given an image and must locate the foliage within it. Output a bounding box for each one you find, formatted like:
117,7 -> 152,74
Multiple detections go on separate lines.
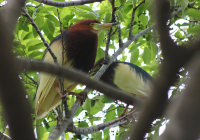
0,0 -> 200,139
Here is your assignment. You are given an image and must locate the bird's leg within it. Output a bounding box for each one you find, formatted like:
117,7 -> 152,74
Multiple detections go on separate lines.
55,84 -> 87,105
118,104 -> 129,118
67,91 -> 87,105
118,105 -> 136,128
118,104 -> 130,127
54,84 -> 68,101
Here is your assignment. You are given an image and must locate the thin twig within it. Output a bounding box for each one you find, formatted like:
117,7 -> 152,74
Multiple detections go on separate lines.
32,4 -> 41,19
23,71 -> 38,86
104,0 -> 116,63
33,118 -> 57,126
117,21 -> 123,47
129,0 -> 145,39
22,7 -> 58,64
35,0 -> 103,7
18,19 -> 32,24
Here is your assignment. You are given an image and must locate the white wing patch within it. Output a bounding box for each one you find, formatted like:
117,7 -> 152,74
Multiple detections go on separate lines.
113,63 -> 152,98
35,40 -> 76,118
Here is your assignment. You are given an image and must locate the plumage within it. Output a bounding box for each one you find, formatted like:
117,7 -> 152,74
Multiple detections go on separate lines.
100,61 -> 154,98
35,19 -> 119,118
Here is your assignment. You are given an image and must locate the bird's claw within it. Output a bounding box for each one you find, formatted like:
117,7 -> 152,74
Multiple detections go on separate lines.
68,91 -> 87,105
76,91 -> 87,105
118,107 -> 136,128
59,92 -> 69,101
119,116 -> 131,128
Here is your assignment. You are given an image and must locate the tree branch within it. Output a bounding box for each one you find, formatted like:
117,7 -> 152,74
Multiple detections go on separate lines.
67,111 -> 138,134
22,7 -> 58,64
35,0 -> 103,7
30,1 -> 184,138
0,132 -> 11,140
104,0 -> 116,63
0,0 -> 35,140
159,52 -> 200,140
129,0 -> 145,39
17,58 -> 142,106
130,1 -> 200,139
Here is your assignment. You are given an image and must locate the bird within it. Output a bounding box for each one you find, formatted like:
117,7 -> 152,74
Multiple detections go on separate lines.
92,58 -> 154,117
35,19 -> 119,119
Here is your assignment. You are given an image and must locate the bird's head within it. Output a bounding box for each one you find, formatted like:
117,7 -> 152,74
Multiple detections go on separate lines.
70,19 -> 119,35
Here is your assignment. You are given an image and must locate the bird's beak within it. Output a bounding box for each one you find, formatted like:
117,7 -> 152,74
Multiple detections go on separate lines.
96,22 -> 120,29
93,22 -> 120,35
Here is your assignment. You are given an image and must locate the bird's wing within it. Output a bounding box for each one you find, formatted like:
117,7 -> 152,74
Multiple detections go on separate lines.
113,63 -> 152,98
35,40 -> 76,118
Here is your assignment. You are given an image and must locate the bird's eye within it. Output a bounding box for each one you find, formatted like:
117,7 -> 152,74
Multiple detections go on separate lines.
90,23 -> 94,26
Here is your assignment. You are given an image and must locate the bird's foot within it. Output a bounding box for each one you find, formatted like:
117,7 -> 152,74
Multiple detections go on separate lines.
59,92 -> 69,101
68,91 -> 87,105
118,105 -> 136,127
54,85 -> 69,101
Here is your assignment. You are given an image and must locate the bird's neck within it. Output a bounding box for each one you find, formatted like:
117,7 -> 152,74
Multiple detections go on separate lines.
65,29 -> 98,73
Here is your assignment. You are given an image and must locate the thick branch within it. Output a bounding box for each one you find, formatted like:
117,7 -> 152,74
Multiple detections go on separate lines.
17,58 -> 142,106
159,52 -> 200,140
35,0 -> 103,7
0,0 -> 35,140
130,1 -> 200,139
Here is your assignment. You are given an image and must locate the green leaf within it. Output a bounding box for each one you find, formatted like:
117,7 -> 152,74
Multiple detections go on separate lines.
68,96 -> 76,109
104,109 -> 116,122
129,44 -> 138,52
124,5 -> 133,14
94,100 -> 105,111
92,131 -> 102,139
23,32 -> 34,40
82,98 -> 91,114
28,51 -> 43,58
188,25 -> 200,34
78,121 -> 89,127
104,12 -> 112,23
35,16 -> 44,28
96,47 -> 105,61
117,11 -> 125,22
41,132 -> 49,140
62,14 -> 75,22
174,31 -> 183,39
150,42 -> 158,55
185,8 -> 200,19
36,120 -> 45,140
76,5 -> 93,12
132,25 -> 139,34
130,48 -> 139,63
32,26 -> 38,38
46,19 -> 55,35
181,0 -> 189,12
28,43 -> 44,52
19,21 -> 29,32
139,14 -> 148,27
45,15 -> 60,26
77,12 -> 96,19
26,39 -> 42,47
143,47 -> 151,64
75,106 -> 82,116
101,96 -> 115,103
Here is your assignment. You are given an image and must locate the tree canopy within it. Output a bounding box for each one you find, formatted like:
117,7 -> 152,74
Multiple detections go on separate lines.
1,0 -> 200,140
